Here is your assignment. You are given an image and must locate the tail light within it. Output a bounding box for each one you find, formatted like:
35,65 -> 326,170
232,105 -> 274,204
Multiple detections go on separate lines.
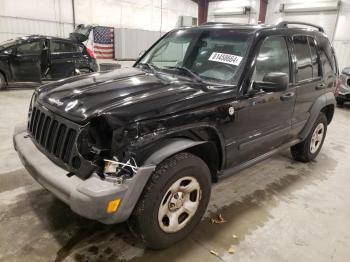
86,47 -> 96,59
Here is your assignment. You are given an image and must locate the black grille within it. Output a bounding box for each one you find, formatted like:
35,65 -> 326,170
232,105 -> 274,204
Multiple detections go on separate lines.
29,106 -> 77,164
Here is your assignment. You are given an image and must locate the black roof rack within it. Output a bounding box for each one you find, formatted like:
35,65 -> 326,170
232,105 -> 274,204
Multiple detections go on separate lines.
201,22 -> 259,26
276,21 -> 324,32
201,22 -> 238,26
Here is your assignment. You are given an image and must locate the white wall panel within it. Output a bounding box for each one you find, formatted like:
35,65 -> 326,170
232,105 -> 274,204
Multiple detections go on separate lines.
266,0 -> 350,69
115,28 -> 166,60
0,0 -> 197,43
265,0 -> 338,40
0,0 -> 73,23
333,41 -> 350,71
0,0 -> 73,42
0,15 -> 73,42
74,0 -> 197,32
208,0 -> 260,24
332,0 -> 350,69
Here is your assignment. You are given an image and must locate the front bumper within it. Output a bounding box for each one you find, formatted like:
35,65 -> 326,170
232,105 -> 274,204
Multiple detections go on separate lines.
13,123 -> 155,224
336,84 -> 350,101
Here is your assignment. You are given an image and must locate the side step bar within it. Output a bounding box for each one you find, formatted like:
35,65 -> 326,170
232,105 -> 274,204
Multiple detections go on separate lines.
218,139 -> 301,180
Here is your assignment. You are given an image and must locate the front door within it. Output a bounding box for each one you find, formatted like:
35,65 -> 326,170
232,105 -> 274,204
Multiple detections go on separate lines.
10,39 -> 42,82
224,35 -> 296,167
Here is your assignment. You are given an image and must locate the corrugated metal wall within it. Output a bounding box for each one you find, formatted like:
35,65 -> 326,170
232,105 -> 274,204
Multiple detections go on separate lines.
207,0 -> 260,24
114,28 -> 166,60
265,0 -> 350,70
0,15 -> 73,42
333,41 -> 350,71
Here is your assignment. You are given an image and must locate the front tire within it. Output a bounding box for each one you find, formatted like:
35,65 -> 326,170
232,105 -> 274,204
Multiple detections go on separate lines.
129,152 -> 211,249
291,112 -> 328,162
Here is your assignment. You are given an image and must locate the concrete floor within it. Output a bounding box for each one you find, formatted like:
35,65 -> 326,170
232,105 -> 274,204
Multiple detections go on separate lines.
1,88 -> 350,262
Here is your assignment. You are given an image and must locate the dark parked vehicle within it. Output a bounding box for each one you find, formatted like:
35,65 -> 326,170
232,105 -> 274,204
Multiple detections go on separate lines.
0,26 -> 97,90
335,67 -> 350,105
14,21 -> 337,249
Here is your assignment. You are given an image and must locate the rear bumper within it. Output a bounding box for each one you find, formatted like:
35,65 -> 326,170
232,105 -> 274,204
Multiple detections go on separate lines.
13,123 -> 155,224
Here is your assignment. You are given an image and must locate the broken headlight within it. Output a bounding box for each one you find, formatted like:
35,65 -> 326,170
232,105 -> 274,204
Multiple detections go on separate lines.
104,157 -> 138,177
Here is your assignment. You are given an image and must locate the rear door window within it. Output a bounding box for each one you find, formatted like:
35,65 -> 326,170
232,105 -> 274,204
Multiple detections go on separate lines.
51,41 -> 80,53
293,35 -> 313,82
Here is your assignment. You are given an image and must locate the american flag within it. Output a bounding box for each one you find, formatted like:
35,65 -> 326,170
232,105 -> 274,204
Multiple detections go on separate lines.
93,26 -> 114,59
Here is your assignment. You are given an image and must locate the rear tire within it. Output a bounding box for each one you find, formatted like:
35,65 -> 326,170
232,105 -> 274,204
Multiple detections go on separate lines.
128,152 -> 211,249
0,73 -> 7,91
291,112 -> 327,162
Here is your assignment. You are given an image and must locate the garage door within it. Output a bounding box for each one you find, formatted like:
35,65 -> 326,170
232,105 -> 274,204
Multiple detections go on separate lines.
278,0 -> 340,40
281,12 -> 338,40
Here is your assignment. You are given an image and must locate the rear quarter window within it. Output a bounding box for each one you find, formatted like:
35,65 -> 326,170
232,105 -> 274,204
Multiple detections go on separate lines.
317,37 -> 337,77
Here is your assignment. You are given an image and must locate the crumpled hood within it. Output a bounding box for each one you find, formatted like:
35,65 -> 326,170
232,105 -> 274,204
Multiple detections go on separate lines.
37,67 -> 236,124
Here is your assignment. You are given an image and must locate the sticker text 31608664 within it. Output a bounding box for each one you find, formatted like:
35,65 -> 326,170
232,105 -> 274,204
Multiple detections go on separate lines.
208,52 -> 243,66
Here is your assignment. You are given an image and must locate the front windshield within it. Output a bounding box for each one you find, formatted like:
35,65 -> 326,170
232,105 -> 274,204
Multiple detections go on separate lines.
138,28 -> 252,83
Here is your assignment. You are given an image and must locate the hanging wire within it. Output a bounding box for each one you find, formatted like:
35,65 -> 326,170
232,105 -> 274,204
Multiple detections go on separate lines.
104,157 -> 138,173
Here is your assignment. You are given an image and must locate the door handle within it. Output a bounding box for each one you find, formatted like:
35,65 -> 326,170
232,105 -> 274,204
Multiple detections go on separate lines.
316,83 -> 326,90
280,92 -> 295,101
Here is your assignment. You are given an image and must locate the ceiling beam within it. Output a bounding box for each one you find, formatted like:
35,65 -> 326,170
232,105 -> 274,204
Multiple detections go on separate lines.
197,0 -> 209,25
259,0 -> 268,23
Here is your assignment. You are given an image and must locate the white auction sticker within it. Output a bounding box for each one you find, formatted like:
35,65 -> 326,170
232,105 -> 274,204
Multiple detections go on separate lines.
208,52 -> 243,66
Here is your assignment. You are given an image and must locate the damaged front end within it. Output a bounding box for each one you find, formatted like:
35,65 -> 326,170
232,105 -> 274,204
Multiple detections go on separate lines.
27,100 -> 143,182
15,116 -> 157,224
74,115 -> 142,181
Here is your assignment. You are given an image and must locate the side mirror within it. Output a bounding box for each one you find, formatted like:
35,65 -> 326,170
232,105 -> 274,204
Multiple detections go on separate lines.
253,72 -> 289,92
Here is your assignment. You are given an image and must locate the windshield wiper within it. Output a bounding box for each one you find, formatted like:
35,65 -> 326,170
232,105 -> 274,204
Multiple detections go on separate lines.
165,66 -> 203,83
138,62 -> 158,71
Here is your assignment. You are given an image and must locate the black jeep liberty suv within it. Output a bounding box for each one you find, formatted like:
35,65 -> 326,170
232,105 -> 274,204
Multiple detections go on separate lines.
14,21 -> 338,249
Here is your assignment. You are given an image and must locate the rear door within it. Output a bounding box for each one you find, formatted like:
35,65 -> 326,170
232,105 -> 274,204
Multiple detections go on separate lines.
224,35 -> 295,167
290,35 -> 324,136
49,40 -> 80,79
10,39 -> 42,82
